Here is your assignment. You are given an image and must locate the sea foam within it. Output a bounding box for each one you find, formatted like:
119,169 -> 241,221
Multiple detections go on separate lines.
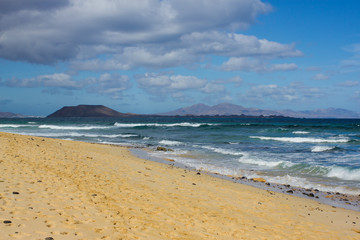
201,146 -> 244,156
114,122 -> 213,128
311,146 -> 336,152
250,136 -> 350,143
159,140 -> 183,146
326,167 -> 360,181
38,125 -> 112,130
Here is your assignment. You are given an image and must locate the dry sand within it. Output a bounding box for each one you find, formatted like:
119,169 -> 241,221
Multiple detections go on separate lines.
0,132 -> 359,240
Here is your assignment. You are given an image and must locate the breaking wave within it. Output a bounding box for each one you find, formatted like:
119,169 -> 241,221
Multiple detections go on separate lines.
250,136 -> 350,143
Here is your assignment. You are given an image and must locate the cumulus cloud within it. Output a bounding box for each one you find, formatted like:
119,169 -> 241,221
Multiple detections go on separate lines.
1,72 -> 131,98
221,57 -> 298,72
0,0 -> 302,73
86,73 -> 131,99
312,73 -> 329,80
240,83 -> 324,105
2,73 -> 84,89
137,73 -> 206,93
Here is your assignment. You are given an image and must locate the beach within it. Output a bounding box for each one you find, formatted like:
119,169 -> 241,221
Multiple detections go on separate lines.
0,132 -> 359,240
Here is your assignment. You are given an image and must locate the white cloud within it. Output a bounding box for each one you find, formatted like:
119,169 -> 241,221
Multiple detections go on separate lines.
1,72 -> 131,98
137,73 -> 206,94
312,73 -> 329,80
2,73 -> 83,89
222,57 -> 266,72
269,63 -> 298,71
338,80 -> 359,87
0,0 -> 272,64
181,32 -> 301,58
221,57 -> 298,72
87,73 -> 131,99
240,83 -> 324,105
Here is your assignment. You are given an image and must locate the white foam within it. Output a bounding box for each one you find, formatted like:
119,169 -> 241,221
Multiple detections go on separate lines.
159,140 -> 183,146
237,153 -> 288,168
327,167 -> 360,181
293,131 -> 310,134
0,124 -> 31,128
260,174 -> 360,195
38,125 -> 112,130
311,146 -> 335,152
201,146 -> 244,156
114,122 -> 215,128
250,136 -> 349,143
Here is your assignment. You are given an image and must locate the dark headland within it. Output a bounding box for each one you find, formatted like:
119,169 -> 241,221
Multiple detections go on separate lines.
46,105 -> 136,118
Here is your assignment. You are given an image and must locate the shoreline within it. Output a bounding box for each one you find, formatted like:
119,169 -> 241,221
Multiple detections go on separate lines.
131,148 -> 360,211
1,132 -> 360,239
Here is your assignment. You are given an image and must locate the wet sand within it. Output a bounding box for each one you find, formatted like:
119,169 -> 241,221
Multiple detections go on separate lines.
0,132 -> 359,239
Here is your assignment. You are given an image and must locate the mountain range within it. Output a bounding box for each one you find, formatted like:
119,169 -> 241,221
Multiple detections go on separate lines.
160,103 -> 360,118
0,112 -> 26,118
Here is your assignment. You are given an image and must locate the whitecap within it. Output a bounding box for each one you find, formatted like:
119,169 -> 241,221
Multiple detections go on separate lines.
38,124 -> 112,130
0,124 -> 31,128
201,146 -> 244,156
159,140 -> 183,146
250,136 -> 349,143
293,131 -> 310,134
327,167 -> 360,181
237,153 -> 287,168
114,122 -> 215,128
311,146 -> 335,152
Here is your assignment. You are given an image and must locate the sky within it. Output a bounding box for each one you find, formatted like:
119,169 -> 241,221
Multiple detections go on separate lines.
0,0 -> 360,116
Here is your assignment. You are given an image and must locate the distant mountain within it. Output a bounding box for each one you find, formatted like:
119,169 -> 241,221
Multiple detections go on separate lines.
160,103 -> 360,118
47,105 -> 135,118
0,112 -> 26,118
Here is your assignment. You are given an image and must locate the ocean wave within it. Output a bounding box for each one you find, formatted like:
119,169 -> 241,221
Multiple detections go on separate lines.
201,146 -> 244,156
293,131 -> 310,134
159,140 -> 183,146
0,124 -> 33,128
114,122 -> 214,128
38,124 -> 112,130
259,174 -> 360,195
327,167 -> 360,181
250,136 -> 350,143
311,146 -> 336,152
237,155 -> 287,168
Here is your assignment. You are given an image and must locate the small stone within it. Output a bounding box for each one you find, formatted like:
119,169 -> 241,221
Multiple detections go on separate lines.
3,220 -> 12,224
45,237 -> 54,240
303,192 -> 315,197
196,172 -> 201,175
286,190 -> 293,194
192,183 -> 196,185
12,192 -> 19,195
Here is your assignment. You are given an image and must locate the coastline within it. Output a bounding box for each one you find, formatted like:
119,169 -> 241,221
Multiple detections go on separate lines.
1,132 -> 359,239
131,148 -> 360,211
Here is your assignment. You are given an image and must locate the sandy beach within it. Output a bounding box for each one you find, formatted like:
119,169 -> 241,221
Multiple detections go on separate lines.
0,132 -> 359,239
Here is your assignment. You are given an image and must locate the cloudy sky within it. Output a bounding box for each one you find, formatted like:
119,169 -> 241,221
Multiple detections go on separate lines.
0,0 -> 359,116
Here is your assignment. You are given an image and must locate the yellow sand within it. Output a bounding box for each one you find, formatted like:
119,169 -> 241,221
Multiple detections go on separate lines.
0,132 -> 359,240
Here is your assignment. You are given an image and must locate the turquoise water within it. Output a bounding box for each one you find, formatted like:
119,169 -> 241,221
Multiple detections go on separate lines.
1,117 -> 359,194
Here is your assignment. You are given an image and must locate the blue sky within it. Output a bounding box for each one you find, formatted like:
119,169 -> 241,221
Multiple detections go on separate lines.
0,0 -> 359,116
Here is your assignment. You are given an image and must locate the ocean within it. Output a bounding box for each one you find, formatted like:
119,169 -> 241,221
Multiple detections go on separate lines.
1,117 -> 359,195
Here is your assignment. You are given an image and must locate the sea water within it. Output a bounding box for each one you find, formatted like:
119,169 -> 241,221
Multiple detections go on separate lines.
1,117 -> 359,195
